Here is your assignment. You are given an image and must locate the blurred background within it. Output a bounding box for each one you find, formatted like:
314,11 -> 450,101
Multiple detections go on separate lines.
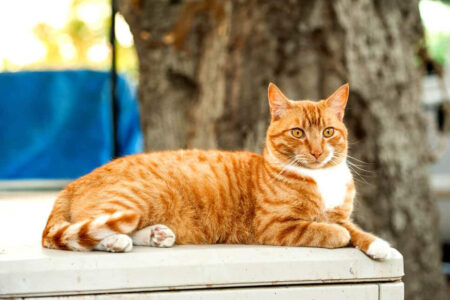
0,0 -> 141,182
0,0 -> 137,76
0,0 -> 449,299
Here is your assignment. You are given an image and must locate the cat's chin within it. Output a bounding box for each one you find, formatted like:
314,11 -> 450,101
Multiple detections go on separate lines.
303,163 -> 324,170
302,160 -> 332,169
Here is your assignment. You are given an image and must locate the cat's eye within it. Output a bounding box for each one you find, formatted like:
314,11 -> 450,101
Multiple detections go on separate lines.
291,128 -> 304,138
323,127 -> 335,138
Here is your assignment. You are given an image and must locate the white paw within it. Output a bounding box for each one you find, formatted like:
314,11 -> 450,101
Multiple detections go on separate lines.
132,224 -> 176,247
366,238 -> 394,260
149,224 -> 176,247
95,234 -> 133,253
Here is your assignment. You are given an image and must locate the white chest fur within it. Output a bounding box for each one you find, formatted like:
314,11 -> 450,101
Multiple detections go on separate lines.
285,161 -> 353,210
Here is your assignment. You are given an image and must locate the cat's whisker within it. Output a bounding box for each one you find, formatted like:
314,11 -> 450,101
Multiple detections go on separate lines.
328,154 -> 369,184
347,166 -> 367,183
346,161 -> 375,174
294,155 -> 307,165
332,154 -> 367,176
332,152 -> 374,172
347,164 -> 373,186
346,154 -> 373,165
328,157 -> 342,167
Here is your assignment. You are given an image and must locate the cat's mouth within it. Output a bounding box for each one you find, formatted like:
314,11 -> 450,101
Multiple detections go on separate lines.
293,158 -> 324,169
295,152 -> 334,169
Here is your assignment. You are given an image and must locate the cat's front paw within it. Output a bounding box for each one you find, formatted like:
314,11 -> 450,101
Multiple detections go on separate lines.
366,238 -> 394,260
321,224 -> 350,248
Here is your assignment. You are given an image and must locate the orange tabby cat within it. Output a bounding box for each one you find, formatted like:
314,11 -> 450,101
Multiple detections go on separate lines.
42,83 -> 394,259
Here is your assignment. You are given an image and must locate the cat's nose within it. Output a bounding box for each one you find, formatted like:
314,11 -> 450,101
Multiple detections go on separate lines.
310,151 -> 322,159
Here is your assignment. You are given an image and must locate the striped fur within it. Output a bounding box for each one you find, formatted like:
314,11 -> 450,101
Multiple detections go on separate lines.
42,83 -> 392,259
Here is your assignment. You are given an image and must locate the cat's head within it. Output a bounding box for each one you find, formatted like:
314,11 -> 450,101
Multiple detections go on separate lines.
265,83 -> 349,169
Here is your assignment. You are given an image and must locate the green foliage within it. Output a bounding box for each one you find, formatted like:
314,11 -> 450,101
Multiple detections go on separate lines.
7,0 -> 138,81
425,31 -> 450,65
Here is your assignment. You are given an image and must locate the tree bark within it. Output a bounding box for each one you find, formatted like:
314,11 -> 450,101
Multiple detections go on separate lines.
119,0 -> 447,299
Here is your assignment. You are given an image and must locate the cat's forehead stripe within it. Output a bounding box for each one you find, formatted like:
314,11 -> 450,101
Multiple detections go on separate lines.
296,104 -> 325,128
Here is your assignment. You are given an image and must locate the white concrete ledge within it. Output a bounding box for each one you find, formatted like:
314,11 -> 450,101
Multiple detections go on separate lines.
0,192 -> 404,299
1,244 -> 403,297
20,283 -> 405,300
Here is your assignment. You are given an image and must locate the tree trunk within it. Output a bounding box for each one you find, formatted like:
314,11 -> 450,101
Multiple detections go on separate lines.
119,0 -> 447,299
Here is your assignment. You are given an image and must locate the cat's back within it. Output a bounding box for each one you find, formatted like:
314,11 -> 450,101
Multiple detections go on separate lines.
140,149 -> 262,174
69,149 -> 263,194
144,149 -> 263,188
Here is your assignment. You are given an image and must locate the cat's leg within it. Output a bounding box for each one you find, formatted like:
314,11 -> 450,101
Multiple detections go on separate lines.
132,224 -> 176,247
95,234 -> 133,252
43,210 -> 141,252
340,221 -> 395,260
257,220 -> 350,249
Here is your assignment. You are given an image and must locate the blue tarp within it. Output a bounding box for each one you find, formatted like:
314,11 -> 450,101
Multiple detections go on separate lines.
0,70 -> 143,179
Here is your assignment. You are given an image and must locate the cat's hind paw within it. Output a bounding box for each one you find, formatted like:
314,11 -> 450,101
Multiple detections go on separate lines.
132,224 -> 176,247
366,238 -> 395,260
150,224 -> 176,247
95,234 -> 133,253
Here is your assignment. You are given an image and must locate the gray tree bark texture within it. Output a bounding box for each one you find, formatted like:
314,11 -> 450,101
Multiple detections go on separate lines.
119,0 -> 448,299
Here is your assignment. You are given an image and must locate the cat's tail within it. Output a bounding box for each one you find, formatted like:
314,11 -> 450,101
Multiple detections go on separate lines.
41,190 -> 140,251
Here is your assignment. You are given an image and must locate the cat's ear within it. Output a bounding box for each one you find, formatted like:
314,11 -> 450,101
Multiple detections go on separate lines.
268,83 -> 291,121
326,83 -> 349,121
